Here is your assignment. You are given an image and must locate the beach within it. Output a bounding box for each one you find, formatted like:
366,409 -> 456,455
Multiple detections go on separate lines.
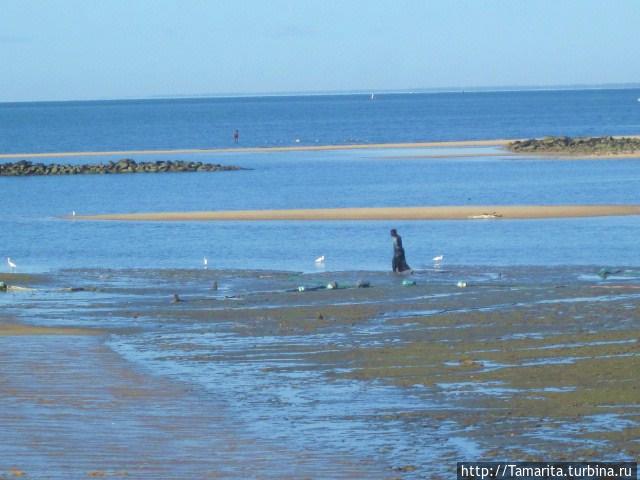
1,266 -> 638,478
74,204 -> 640,221
0,321 -> 376,479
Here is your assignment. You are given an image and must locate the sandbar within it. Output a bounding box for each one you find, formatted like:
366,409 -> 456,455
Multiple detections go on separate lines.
73,205 -> 640,222
0,140 -> 509,159
4,136 -> 640,160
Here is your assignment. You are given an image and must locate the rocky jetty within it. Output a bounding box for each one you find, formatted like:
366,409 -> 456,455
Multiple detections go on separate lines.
508,136 -> 640,155
0,159 -> 245,176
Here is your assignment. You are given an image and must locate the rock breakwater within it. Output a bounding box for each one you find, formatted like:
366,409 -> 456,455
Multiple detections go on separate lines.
508,136 -> 640,155
0,159 -> 245,176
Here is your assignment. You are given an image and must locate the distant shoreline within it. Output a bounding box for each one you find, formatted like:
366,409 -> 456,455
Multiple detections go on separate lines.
72,205 -> 640,222
4,82 -> 640,104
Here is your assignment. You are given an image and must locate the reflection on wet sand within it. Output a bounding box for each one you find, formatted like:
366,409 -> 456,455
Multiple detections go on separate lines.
0,326 -> 381,479
0,265 -> 638,478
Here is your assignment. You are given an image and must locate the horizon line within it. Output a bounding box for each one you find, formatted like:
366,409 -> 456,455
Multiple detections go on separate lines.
2,82 -> 640,105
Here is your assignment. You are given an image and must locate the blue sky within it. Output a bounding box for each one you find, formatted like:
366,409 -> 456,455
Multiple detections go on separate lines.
2,0 -> 640,101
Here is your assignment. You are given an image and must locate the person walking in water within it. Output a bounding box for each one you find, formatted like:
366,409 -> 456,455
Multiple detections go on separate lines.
233,129 -> 240,144
390,229 -> 411,273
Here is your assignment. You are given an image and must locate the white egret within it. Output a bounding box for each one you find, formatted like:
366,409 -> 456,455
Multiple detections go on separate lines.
203,257 -> 208,269
433,255 -> 444,268
315,255 -> 325,264
7,257 -> 16,272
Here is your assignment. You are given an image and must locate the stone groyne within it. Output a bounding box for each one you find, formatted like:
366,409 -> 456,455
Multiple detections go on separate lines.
508,136 -> 640,155
0,158 -> 245,176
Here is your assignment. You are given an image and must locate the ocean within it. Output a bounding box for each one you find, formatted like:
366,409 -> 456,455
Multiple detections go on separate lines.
2,88 -> 640,153
1,89 -> 640,272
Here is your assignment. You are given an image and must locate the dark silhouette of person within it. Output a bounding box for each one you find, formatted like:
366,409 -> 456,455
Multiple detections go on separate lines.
233,129 -> 239,144
390,229 -> 411,273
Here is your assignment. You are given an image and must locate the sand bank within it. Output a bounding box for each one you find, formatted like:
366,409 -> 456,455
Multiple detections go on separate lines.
0,323 -> 101,336
74,205 -> 640,222
4,137 -> 640,160
0,140 -> 509,159
377,152 -> 517,159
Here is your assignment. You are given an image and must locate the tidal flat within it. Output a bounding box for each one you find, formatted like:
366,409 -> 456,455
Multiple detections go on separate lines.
0,266 -> 638,478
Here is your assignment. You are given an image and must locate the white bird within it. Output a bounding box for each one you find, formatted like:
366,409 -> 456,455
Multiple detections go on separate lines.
314,255 -> 325,264
72,210 -> 76,217
433,254 -> 444,268
7,257 -> 16,272
203,257 -> 208,269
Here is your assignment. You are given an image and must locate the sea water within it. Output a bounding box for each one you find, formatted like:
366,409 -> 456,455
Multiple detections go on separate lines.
1,89 -> 640,272
2,88 -> 640,153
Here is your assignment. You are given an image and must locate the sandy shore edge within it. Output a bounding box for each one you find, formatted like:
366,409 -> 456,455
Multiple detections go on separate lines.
0,323 -> 102,336
4,136 -> 640,160
0,140 -> 510,159
72,205 -> 640,222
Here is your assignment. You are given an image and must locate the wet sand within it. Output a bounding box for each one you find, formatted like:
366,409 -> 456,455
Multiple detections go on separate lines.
0,319 -> 381,479
1,266 -> 638,478
0,139 -> 510,159
376,152 -> 517,159
148,267 -> 638,468
73,204 -> 640,222
3,136 -> 640,160
0,323 -> 101,336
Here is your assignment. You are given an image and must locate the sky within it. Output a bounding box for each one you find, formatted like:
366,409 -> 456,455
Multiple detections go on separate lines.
2,0 -> 640,102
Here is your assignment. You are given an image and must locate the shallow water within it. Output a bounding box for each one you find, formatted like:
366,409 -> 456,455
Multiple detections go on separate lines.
0,334 -> 387,479
3,146 -> 640,273
2,266 -> 638,477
